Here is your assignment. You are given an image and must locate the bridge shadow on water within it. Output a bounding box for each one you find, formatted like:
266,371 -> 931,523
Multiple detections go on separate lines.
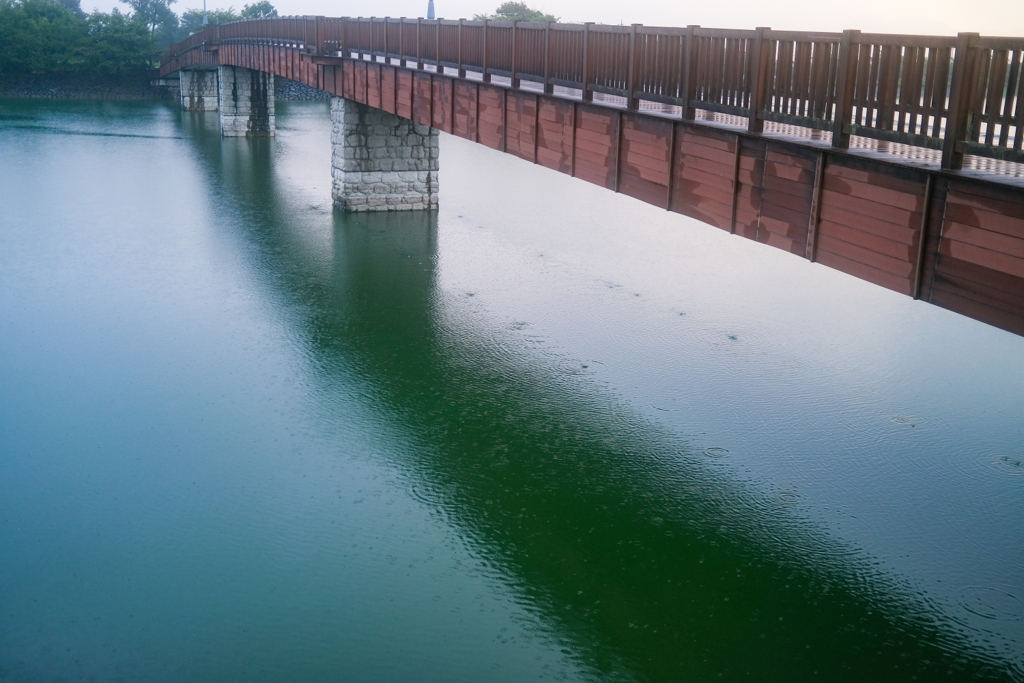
176,107 -> 1019,683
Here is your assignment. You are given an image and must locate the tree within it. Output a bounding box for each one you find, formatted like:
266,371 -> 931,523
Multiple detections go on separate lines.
472,1 -> 557,22
0,0 -> 157,77
119,0 -> 176,37
55,0 -> 85,19
176,5 -> 239,37
79,9 -> 158,75
0,0 -> 87,75
239,0 -> 275,19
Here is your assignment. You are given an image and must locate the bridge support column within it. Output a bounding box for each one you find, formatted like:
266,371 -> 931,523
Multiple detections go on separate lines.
218,66 -> 275,137
330,97 -> 439,211
179,69 -> 218,111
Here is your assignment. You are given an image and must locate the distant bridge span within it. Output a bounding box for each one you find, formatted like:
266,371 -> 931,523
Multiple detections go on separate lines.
160,18 -> 1024,337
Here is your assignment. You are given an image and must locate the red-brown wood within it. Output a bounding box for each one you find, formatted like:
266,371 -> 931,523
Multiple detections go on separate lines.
164,37 -> 1024,337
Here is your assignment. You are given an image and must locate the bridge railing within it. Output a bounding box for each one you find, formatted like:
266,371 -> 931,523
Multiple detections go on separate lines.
161,17 -> 1024,169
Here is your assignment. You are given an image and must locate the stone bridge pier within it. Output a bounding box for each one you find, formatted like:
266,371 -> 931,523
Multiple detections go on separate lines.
176,73 -> 438,209
179,68 -> 218,112
178,66 -> 274,136
218,66 -> 275,137
330,97 -> 438,211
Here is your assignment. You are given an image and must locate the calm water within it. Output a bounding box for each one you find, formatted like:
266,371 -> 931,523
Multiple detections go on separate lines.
1,99 -> 1022,682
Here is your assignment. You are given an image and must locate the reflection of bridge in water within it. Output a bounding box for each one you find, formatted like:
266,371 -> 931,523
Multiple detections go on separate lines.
177,117 -> 1020,680
160,19 -> 1024,337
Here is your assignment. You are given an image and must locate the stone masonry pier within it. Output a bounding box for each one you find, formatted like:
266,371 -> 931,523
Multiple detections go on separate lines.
179,69 -> 218,112
330,97 -> 438,212
218,65 -> 274,137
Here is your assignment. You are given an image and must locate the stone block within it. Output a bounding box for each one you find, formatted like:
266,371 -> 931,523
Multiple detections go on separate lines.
331,96 -> 439,212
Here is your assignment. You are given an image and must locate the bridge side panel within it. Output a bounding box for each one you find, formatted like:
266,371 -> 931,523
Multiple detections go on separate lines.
381,66 -> 397,115
413,73 -> 433,128
618,114 -> 672,208
396,70 -> 413,120
671,127 -> 737,232
535,99 -> 574,174
816,158 -> 926,296
477,85 -> 505,150
757,145 -> 816,255
735,138 -> 766,241
451,80 -> 477,141
505,91 -> 537,163
927,180 -> 1024,335
573,105 -> 616,190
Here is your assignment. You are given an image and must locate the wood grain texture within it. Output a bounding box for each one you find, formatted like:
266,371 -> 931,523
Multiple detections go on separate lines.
195,49 -> 1024,336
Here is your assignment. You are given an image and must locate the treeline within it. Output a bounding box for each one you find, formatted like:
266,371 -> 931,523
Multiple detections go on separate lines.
0,0 -> 275,78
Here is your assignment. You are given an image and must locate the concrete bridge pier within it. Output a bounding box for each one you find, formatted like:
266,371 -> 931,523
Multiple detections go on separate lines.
179,68 -> 219,111
218,66 -> 275,137
330,97 -> 438,211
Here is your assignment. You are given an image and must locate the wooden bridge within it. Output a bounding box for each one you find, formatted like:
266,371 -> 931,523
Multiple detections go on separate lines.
159,18 -> 1024,337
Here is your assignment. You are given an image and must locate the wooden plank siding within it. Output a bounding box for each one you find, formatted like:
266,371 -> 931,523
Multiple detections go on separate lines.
191,45 -> 1024,337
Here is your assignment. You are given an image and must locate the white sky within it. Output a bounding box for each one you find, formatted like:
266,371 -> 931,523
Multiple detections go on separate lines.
86,0 -> 1023,40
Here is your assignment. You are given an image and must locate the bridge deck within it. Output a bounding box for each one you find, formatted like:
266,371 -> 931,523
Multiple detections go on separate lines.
159,27 -> 1024,337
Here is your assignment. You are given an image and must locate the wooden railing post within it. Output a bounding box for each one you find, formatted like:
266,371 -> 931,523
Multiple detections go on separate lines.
582,22 -> 594,102
458,19 -> 465,77
417,17 -> 423,69
942,32 -> 981,170
483,20 -> 491,82
747,26 -> 770,133
627,23 -> 640,110
399,19 -> 406,66
511,21 -> 520,88
680,25 -> 698,120
831,29 -> 860,149
315,16 -> 325,55
435,19 -> 441,71
543,21 -> 553,94
383,17 -> 389,62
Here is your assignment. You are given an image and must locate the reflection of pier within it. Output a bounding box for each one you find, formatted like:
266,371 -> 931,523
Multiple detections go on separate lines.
177,134 -> 1016,679
161,19 -> 1024,336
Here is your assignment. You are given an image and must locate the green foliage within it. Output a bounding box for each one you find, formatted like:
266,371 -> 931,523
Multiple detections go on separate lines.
239,0 -> 276,19
472,1 -> 558,22
80,9 -> 159,75
0,0 -> 89,75
0,0 -> 156,77
176,2 -> 275,40
0,0 -> 278,78
119,0 -> 176,40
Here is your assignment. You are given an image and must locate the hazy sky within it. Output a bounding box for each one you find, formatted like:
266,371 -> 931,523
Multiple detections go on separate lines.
88,0 -> 1023,40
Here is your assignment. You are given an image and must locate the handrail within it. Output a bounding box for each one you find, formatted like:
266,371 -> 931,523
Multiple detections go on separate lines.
160,17 -> 1024,169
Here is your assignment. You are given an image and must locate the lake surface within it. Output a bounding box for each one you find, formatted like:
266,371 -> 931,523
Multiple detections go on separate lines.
1,98 -> 1022,682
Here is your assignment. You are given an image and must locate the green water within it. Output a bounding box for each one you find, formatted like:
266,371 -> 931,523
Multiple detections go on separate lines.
1,99 -> 1022,682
